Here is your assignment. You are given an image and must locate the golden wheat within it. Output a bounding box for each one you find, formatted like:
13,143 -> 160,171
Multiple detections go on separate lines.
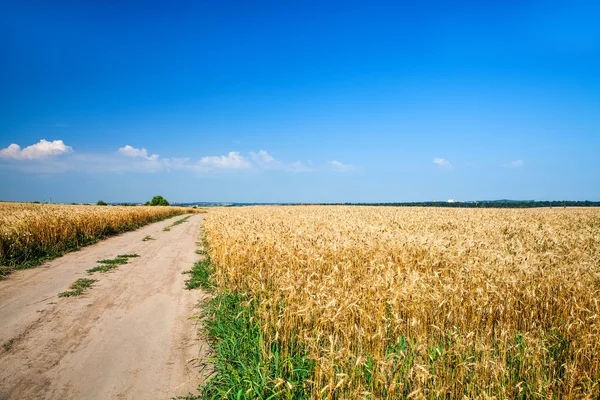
204,206 -> 600,399
0,202 -> 201,276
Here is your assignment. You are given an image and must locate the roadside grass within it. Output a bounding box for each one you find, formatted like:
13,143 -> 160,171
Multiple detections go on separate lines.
164,215 -> 191,232
184,253 -> 213,290
201,291 -> 315,400
183,243 -> 314,399
0,265 -> 10,280
143,235 -> 155,241
58,278 -> 97,297
87,254 -> 139,274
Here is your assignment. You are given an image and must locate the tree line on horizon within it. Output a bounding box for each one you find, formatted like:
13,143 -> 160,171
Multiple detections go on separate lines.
307,200 -> 600,208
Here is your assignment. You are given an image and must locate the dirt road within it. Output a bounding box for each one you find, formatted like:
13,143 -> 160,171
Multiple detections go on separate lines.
0,214 -> 209,400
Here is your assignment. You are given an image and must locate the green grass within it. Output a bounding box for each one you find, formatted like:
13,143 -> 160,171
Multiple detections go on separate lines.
164,215 -> 191,231
198,293 -> 314,399
97,257 -> 129,265
87,264 -> 119,274
183,245 -> 315,400
58,278 -> 97,297
172,215 -> 191,225
184,258 -> 214,290
88,254 -> 139,274
143,235 -> 155,241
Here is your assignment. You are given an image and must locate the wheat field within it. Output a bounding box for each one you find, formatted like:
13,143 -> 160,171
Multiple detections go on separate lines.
0,202 -> 199,277
204,206 -> 600,399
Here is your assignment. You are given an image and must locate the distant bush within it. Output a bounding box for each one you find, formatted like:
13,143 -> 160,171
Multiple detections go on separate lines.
149,195 -> 169,206
97,200 -> 108,206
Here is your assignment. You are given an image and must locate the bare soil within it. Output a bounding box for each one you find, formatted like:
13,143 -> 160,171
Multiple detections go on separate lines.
0,214 -> 209,400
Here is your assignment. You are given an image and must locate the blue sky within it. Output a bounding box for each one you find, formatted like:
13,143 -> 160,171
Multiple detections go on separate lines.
1,1 -> 599,203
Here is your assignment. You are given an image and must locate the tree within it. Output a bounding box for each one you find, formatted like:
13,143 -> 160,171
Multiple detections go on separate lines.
97,200 -> 108,206
149,195 -> 169,206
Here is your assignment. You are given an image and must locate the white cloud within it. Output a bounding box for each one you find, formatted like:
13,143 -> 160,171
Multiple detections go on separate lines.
0,139 -> 73,160
0,144 -> 21,159
250,150 -> 276,165
199,152 -> 251,169
433,157 -> 451,168
288,161 -> 312,172
117,145 -> 159,161
118,147 -> 251,172
0,142 -> 320,175
506,160 -> 525,168
249,150 -> 313,172
327,160 -> 357,172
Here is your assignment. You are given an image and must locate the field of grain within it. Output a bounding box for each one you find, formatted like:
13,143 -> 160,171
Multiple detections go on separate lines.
0,202 -> 200,277
203,206 -> 600,399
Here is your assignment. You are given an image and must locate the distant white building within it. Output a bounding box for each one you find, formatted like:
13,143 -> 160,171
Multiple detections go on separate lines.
447,199 -> 460,203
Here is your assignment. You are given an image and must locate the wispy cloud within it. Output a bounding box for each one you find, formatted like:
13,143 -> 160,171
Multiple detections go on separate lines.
0,139 -> 73,160
250,150 -> 277,167
288,161 -> 313,172
326,160 -> 357,172
433,157 -> 452,168
117,147 -> 252,172
199,152 -> 251,169
118,145 -> 159,161
250,150 -> 313,172
505,160 -> 525,168
0,140 -> 332,175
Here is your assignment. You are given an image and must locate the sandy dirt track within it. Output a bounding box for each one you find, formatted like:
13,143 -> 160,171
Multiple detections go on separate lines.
0,214 -> 209,400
